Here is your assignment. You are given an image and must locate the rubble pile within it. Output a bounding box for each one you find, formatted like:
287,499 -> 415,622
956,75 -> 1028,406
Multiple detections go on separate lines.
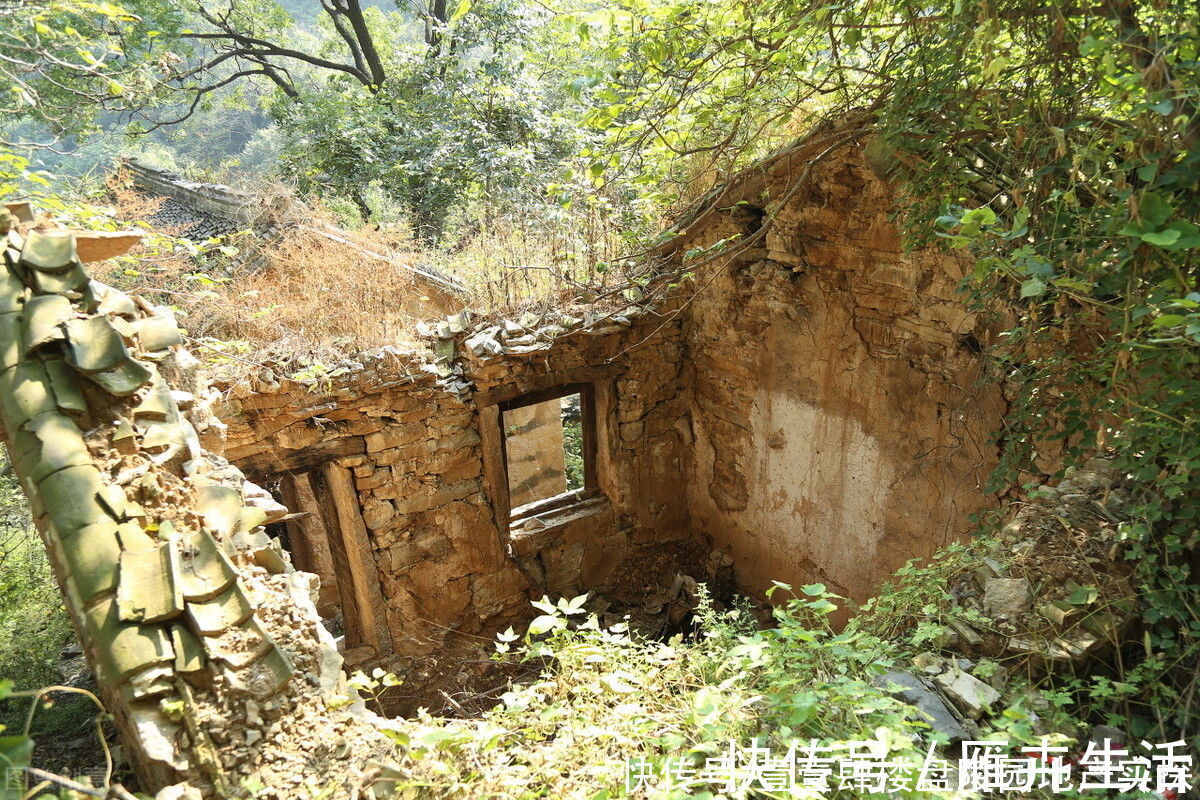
879,455 -> 1138,742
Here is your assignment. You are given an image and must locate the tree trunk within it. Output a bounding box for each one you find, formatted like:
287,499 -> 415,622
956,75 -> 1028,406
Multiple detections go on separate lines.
0,224 -> 394,797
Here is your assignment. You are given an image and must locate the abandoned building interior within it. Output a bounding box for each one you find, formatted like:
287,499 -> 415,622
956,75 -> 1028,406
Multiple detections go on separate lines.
200,137 -> 1004,684
0,133 -> 1013,791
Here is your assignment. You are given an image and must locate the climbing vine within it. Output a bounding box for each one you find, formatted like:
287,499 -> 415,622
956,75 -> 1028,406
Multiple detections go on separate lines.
584,0 -> 1199,742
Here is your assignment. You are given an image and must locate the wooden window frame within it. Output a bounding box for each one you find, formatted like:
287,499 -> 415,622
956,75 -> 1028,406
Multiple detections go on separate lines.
495,383 -> 600,525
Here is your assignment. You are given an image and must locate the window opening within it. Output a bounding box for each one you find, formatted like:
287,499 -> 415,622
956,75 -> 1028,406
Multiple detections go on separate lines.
500,385 -> 596,521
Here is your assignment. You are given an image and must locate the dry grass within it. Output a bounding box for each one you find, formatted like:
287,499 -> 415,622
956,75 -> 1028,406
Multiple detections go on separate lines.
86,174 -> 650,375
194,226 -> 460,349
95,179 -> 469,365
430,204 -> 641,316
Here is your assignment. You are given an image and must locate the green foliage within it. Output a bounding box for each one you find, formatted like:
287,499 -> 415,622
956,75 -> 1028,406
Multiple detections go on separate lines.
562,417 -> 584,491
0,474 -> 78,740
0,0 -> 184,137
385,589 -> 965,798
853,540 -> 995,643
261,0 -> 589,240
583,0 -> 1199,744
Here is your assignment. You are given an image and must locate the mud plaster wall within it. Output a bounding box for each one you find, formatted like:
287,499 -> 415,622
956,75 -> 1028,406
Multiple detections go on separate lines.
216,314 -> 691,670
678,142 -> 1006,607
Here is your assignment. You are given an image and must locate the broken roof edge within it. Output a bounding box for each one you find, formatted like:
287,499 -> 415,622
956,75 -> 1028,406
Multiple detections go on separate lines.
120,157 -> 257,206
119,157 -> 470,300
213,293 -> 676,406
647,113 -> 879,261
194,126 -> 893,397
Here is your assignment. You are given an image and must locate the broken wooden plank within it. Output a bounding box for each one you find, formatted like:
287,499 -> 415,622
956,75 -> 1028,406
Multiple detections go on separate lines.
308,469 -> 369,650
277,473 -> 341,619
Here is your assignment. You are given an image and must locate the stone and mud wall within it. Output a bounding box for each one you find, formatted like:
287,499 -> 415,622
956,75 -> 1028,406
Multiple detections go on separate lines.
215,137 -> 1006,673
0,132 -> 1011,795
673,140 -> 1005,607
216,310 -> 693,678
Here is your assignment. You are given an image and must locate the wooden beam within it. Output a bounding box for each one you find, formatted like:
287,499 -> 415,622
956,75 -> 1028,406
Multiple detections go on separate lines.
478,404 -> 510,536
234,436 -> 366,477
278,473 -> 341,619
579,383 -> 599,495
472,364 -> 623,407
308,469 -> 369,649
323,462 -> 393,654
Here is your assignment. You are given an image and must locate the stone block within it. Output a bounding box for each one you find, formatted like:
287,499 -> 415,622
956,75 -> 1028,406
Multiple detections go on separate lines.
355,466 -> 392,491
362,498 -> 395,530
471,569 -> 529,617
365,422 -> 426,452
619,421 -> 644,442
385,531 -> 451,570
984,578 -> 1032,618
933,668 -> 1000,719
434,427 -> 480,452
389,479 -> 479,514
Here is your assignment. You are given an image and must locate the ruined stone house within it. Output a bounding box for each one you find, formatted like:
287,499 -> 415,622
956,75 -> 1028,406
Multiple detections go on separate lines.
0,128 -> 1007,792
212,133 -> 1005,676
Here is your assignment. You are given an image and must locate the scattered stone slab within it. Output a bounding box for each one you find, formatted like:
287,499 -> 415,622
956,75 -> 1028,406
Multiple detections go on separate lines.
933,667 -> 1000,719
912,652 -> 945,674
875,670 -> 974,743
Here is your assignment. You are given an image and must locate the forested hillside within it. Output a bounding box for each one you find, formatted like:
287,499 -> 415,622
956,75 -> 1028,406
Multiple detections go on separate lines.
1,0 -> 1197,797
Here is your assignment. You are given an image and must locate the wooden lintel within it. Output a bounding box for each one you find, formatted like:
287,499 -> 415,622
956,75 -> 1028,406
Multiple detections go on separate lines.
472,363 -> 623,407
234,436 -> 366,477
478,404 -> 511,538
